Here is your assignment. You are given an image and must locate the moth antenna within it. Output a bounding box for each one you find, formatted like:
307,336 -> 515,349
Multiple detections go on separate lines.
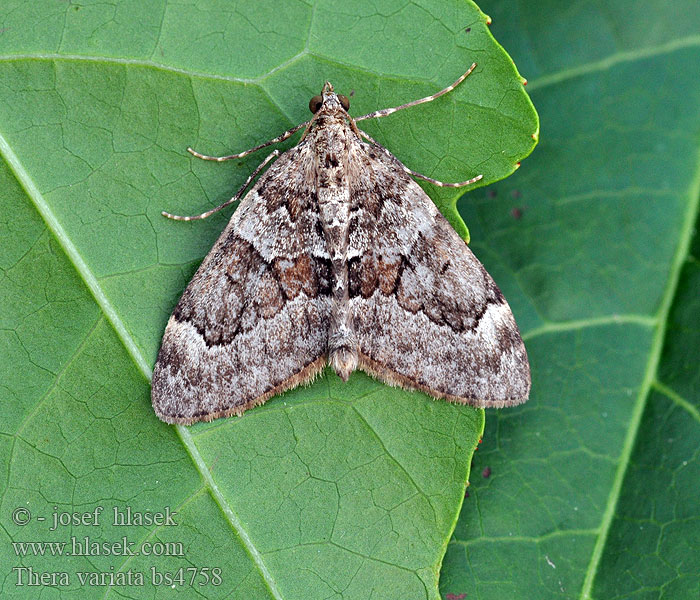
187,121 -> 307,162
355,63 -> 477,122
162,150 -> 280,221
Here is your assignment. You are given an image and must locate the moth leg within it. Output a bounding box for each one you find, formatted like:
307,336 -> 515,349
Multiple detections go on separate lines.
187,121 -> 308,162
358,130 -> 482,188
354,62 -> 476,123
162,150 -> 280,221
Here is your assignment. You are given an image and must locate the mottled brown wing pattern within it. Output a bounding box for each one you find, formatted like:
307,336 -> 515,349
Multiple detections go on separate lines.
153,68 -> 531,423
151,146 -> 334,424
347,144 -> 530,407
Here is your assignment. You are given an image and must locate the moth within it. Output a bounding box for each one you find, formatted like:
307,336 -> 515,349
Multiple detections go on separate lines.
152,63 -> 530,424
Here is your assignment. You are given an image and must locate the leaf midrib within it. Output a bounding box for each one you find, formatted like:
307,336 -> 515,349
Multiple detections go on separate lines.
0,51 -> 480,89
578,134 -> 700,600
2,31 -> 699,92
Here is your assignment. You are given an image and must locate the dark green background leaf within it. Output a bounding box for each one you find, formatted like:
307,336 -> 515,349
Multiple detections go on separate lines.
440,1 -> 700,599
0,1 -> 537,599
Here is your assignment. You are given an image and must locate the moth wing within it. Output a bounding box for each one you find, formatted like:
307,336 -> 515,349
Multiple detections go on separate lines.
348,145 -> 530,407
152,147 -> 333,424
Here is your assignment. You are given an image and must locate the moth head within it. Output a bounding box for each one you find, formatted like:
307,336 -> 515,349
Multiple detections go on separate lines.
309,81 -> 350,114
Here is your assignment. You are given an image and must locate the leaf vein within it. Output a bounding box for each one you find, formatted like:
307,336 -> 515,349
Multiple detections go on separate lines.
0,128 -> 284,600
578,128 -> 700,600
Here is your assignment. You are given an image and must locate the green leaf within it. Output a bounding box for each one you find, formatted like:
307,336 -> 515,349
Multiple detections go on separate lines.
440,1 -> 700,599
0,2 -> 536,599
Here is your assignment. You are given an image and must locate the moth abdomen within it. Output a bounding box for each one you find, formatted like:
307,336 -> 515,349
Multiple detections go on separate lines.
328,326 -> 359,381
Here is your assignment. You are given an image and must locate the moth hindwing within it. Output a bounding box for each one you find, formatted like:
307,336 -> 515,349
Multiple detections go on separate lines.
152,66 -> 530,424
